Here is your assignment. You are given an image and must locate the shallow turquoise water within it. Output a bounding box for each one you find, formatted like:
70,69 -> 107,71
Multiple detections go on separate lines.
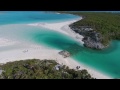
24,25 -> 120,78
30,28 -> 120,78
0,11 -> 120,78
0,11 -> 80,25
72,41 -> 120,78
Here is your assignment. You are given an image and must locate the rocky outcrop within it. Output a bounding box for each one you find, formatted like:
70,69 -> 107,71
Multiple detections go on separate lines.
82,36 -> 105,49
69,25 -> 106,49
59,50 -> 71,58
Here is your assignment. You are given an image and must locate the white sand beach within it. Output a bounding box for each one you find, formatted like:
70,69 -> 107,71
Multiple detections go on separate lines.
0,18 -> 111,79
27,18 -> 84,45
0,38 -> 19,47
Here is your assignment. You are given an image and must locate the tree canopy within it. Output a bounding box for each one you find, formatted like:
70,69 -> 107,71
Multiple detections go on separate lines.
59,12 -> 120,46
0,59 -> 94,79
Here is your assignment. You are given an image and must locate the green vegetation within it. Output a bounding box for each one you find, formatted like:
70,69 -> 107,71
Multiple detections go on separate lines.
59,11 -> 120,46
0,59 -> 94,79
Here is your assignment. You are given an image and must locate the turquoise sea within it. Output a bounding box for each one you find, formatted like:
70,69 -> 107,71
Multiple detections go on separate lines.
0,11 -> 120,78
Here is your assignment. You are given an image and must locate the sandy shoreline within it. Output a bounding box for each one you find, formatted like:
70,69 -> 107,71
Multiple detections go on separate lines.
0,18 -> 111,79
27,18 -> 84,45
0,38 -> 19,47
0,43 -> 111,79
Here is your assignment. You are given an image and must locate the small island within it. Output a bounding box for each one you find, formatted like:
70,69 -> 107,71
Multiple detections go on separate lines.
0,59 -> 94,79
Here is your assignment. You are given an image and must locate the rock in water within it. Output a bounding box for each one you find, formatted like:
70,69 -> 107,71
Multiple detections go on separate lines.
59,50 -> 71,58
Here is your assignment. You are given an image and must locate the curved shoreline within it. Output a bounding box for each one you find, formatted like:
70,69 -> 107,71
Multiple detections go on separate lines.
0,12 -> 113,79
27,19 -> 111,79
27,17 -> 84,45
0,18 -> 112,79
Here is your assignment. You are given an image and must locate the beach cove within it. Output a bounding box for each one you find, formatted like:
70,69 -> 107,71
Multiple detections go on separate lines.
0,11 -> 120,79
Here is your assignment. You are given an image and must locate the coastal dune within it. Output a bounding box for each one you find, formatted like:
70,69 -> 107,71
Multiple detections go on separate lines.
0,18 -> 111,79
